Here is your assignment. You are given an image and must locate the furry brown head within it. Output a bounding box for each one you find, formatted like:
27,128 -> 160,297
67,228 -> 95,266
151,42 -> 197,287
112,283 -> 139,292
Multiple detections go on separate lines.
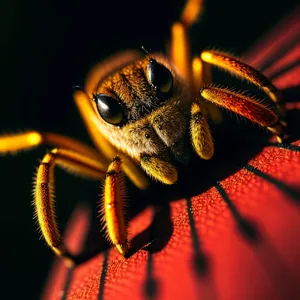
90,53 -> 192,161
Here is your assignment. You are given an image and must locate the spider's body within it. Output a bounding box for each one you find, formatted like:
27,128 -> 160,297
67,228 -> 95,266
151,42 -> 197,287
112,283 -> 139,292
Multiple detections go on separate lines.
0,0 -> 285,262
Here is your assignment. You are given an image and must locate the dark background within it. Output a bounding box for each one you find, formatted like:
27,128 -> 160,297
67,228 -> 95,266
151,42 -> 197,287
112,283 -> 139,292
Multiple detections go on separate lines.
0,0 -> 298,299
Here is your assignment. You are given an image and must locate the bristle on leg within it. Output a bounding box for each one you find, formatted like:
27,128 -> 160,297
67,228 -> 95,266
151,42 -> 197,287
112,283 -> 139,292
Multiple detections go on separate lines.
102,157 -> 129,256
200,87 -> 285,142
200,50 -> 284,114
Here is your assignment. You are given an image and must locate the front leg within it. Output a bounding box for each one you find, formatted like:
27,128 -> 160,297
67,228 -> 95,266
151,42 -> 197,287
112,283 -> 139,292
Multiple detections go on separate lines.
102,157 -> 129,256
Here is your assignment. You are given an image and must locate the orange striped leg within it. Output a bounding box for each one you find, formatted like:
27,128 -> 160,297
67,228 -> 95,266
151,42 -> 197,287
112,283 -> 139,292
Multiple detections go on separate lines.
200,50 -> 284,114
200,87 -> 285,142
190,101 -> 214,160
102,156 -> 177,256
34,148 -> 105,265
101,157 -> 128,256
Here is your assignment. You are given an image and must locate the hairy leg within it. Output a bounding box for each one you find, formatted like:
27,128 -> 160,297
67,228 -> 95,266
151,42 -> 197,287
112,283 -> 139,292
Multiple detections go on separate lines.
200,50 -> 284,114
34,148 -> 105,264
200,87 -> 285,142
190,101 -> 214,160
101,157 -> 128,256
140,154 -> 178,185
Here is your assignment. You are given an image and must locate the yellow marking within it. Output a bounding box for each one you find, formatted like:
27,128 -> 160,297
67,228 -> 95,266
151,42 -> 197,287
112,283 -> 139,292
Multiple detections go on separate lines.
191,101 -> 201,114
201,51 -> 212,62
43,153 -> 53,164
27,132 -> 42,145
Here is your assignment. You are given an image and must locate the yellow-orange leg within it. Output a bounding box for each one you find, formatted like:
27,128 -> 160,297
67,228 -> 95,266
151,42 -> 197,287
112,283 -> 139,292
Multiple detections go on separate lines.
101,157 -> 129,256
140,154 -> 178,185
170,22 -> 191,82
170,0 -> 204,83
34,148 -> 105,265
190,102 -> 214,160
0,131 -> 102,161
200,87 -> 285,142
200,50 -> 284,114
180,0 -> 204,28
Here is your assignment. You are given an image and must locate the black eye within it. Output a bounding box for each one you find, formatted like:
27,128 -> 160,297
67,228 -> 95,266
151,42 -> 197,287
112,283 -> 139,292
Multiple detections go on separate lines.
94,94 -> 125,125
147,60 -> 173,95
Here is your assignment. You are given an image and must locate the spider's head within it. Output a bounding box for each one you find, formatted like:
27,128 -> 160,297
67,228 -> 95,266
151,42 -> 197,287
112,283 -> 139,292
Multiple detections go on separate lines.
88,52 -> 191,161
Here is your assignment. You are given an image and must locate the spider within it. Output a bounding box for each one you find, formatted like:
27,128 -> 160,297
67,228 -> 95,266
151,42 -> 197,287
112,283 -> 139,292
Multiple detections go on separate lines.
0,0 -> 285,264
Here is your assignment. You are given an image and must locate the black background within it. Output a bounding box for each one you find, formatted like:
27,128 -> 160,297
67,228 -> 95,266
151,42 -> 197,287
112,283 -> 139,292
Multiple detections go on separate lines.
0,0 -> 298,299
